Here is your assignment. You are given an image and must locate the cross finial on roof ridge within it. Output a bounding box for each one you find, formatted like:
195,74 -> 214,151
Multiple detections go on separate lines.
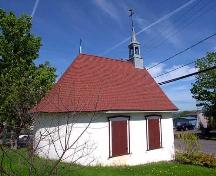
129,9 -> 137,43
129,9 -> 135,31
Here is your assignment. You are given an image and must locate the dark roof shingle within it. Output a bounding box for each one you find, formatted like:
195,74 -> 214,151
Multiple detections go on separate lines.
32,54 -> 178,112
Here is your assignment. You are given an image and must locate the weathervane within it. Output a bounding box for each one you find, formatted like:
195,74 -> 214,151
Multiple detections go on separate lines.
129,9 -> 135,31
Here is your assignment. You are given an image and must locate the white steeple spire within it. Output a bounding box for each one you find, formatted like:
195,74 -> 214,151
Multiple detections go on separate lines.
131,26 -> 138,43
130,10 -> 138,44
128,9 -> 143,69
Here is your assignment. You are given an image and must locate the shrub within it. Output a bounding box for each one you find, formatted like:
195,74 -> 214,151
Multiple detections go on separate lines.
176,152 -> 216,168
175,132 -> 216,168
176,132 -> 200,154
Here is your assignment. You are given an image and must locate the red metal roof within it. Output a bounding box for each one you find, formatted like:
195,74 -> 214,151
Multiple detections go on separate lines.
32,54 -> 178,113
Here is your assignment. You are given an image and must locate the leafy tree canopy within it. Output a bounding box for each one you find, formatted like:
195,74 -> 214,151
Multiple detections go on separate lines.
0,9 -> 56,130
191,52 -> 216,118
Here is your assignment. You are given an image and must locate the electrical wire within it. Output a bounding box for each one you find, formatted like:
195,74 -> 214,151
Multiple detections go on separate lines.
158,65 -> 216,85
146,32 -> 216,70
154,60 -> 196,78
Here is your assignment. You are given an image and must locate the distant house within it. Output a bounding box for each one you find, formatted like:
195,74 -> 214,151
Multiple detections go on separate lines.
32,19 -> 177,166
173,111 -> 208,129
197,111 -> 208,128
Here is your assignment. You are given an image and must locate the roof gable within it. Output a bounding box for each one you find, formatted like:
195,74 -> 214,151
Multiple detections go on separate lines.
32,54 -> 177,112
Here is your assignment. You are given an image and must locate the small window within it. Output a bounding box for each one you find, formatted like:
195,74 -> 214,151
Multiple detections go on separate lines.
135,47 -> 139,55
130,48 -> 134,56
146,116 -> 162,150
108,116 -> 130,157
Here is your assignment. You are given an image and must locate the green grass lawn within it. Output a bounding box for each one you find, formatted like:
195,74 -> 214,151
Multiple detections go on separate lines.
0,148 -> 215,176
58,162 -> 216,176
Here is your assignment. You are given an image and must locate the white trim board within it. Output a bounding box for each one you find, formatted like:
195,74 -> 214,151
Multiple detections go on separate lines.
105,110 -> 178,114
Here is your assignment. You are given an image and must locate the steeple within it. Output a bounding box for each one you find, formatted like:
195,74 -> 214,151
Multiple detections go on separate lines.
128,9 -> 143,69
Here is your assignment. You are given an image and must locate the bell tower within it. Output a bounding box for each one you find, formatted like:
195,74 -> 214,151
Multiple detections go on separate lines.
128,9 -> 143,69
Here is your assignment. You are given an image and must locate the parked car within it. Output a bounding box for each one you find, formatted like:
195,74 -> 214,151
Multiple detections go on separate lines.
176,122 -> 194,131
173,117 -> 197,129
17,135 -> 33,148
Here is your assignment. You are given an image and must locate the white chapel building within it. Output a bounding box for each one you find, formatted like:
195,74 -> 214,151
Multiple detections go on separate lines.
32,13 -> 178,166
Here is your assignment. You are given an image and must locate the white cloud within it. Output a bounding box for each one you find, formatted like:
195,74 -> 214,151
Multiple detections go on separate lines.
93,0 -> 120,22
102,0 -> 197,55
147,62 -> 198,110
136,16 -> 181,47
31,0 -> 40,18
135,16 -> 149,31
163,85 -> 197,110
156,20 -> 181,46
148,63 -> 197,83
147,63 -> 165,77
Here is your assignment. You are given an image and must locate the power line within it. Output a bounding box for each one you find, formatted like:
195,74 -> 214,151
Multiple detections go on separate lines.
158,65 -> 216,85
154,60 -> 196,78
153,49 -> 216,78
147,32 -> 216,70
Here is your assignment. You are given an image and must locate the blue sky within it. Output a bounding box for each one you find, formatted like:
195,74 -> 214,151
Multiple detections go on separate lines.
1,0 -> 216,111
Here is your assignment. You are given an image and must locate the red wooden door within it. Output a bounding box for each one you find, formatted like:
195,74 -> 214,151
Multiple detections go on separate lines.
148,118 -> 160,150
111,121 -> 128,157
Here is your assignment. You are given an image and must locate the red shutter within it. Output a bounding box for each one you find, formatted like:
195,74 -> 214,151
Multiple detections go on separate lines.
111,121 -> 128,157
148,118 -> 161,150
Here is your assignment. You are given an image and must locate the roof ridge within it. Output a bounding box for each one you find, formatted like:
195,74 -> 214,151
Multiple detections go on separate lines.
79,53 -> 129,63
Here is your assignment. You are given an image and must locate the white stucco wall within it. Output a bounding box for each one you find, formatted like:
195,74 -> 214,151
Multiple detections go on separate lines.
33,112 -> 175,166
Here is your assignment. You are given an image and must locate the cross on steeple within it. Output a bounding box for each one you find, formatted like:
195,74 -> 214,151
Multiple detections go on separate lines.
129,9 -> 137,43
128,9 -> 143,69
129,9 -> 135,31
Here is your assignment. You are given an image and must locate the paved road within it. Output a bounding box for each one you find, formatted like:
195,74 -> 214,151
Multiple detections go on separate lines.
175,139 -> 216,156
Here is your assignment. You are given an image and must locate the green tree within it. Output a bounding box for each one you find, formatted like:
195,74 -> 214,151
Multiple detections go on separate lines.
0,9 -> 56,145
191,52 -> 216,128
